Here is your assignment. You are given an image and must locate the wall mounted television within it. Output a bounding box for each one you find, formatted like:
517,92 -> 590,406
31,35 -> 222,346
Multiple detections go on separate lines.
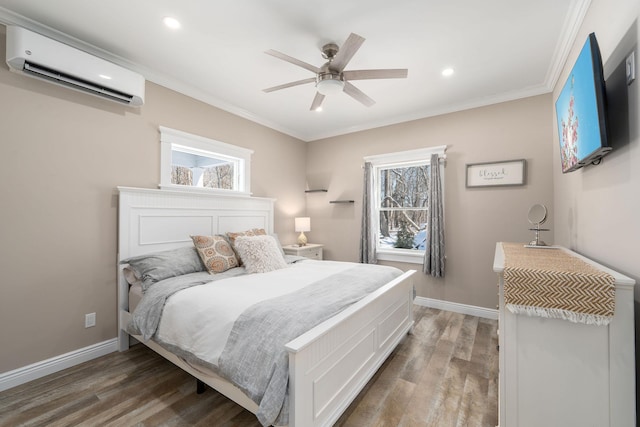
555,32 -> 612,173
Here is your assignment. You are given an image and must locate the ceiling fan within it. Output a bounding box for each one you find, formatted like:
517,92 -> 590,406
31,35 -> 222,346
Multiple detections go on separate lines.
263,33 -> 408,111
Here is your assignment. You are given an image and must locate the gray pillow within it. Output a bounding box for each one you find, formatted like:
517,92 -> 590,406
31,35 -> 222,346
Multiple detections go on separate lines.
270,233 -> 285,256
120,246 -> 205,291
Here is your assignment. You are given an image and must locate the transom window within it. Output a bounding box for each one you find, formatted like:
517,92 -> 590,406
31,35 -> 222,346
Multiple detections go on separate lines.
170,145 -> 237,190
160,126 -> 253,195
365,146 -> 445,264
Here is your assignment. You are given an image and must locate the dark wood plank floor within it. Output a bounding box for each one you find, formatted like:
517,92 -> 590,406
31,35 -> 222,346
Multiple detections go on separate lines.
0,306 -> 498,426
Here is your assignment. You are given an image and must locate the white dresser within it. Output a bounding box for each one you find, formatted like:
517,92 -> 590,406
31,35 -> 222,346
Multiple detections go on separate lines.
493,243 -> 635,427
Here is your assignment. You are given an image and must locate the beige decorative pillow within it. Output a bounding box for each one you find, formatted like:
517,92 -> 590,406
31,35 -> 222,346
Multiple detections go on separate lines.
191,235 -> 239,274
233,235 -> 288,274
122,267 -> 142,286
226,228 -> 267,245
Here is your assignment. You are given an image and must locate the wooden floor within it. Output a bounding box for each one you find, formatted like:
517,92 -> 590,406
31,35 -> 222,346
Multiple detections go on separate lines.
0,306 -> 498,427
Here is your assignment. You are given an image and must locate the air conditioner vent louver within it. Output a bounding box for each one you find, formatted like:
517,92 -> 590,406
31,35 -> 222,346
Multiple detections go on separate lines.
6,26 -> 145,106
23,62 -> 134,104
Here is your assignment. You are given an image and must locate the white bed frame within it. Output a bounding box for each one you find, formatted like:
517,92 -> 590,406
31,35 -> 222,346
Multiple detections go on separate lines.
117,186 -> 416,427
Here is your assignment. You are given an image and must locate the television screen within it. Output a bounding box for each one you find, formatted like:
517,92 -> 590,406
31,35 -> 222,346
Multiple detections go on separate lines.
555,33 -> 611,173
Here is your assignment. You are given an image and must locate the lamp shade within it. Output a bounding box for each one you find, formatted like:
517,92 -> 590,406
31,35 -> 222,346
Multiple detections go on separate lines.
295,217 -> 311,232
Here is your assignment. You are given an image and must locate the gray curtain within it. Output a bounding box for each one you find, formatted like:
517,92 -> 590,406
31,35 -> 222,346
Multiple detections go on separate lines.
359,162 -> 376,263
423,153 -> 445,277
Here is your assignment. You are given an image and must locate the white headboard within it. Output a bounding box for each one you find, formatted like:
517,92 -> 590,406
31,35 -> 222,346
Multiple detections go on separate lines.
118,186 -> 275,261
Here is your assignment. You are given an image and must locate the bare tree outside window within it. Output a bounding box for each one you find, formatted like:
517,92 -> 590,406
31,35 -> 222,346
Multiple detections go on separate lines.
171,162 -> 235,190
172,166 -> 193,186
378,164 -> 429,250
203,163 -> 234,190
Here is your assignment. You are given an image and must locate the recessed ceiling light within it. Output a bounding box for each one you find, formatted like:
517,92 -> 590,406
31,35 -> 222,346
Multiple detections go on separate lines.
163,16 -> 181,30
315,106 -> 323,112
442,68 -> 454,77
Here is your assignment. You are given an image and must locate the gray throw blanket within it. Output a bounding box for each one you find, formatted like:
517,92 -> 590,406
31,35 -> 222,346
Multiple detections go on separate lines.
217,263 -> 403,426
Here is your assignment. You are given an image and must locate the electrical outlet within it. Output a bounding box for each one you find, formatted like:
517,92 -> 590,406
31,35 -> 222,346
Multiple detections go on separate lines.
626,51 -> 636,85
85,312 -> 96,328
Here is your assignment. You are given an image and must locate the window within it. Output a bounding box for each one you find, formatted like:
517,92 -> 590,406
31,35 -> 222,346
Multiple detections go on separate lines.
160,126 -> 253,195
365,146 -> 445,264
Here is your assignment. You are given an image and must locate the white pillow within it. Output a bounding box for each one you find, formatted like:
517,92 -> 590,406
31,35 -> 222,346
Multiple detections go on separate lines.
234,235 -> 288,274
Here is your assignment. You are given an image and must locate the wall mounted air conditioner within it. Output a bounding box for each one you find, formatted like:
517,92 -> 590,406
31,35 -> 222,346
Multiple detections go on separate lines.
6,26 -> 145,106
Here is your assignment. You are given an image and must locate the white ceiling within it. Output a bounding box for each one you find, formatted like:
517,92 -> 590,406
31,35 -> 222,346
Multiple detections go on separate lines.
0,0 -> 589,141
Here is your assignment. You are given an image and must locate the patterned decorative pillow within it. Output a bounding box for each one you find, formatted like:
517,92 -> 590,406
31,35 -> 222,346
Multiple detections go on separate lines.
226,228 -> 267,244
233,235 -> 288,274
226,228 -> 267,265
191,235 -> 239,274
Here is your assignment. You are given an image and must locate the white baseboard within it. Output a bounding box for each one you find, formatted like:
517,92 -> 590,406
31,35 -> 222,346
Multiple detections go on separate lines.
414,296 -> 498,320
0,338 -> 118,392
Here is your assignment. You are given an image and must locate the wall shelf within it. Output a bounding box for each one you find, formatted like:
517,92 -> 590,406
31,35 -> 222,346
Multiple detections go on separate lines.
330,200 -> 355,204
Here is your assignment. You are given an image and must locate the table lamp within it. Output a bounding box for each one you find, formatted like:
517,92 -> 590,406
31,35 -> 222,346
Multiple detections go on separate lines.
295,217 -> 310,246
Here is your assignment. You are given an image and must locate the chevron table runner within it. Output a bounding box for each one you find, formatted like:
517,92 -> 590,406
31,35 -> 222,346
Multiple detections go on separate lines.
502,242 -> 615,325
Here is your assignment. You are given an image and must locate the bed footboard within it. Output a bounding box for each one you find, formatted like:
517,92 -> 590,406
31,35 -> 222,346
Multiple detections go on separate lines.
285,269 -> 416,427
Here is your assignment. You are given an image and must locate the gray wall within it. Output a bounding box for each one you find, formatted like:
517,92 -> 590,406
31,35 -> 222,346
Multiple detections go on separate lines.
0,25 -> 307,373
550,0 -> 640,409
306,94 -> 555,310
552,0 -> 639,284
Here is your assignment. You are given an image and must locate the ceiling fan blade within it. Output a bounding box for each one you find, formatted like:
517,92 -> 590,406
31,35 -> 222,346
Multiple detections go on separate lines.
263,77 -> 316,93
330,33 -> 365,72
265,49 -> 320,74
310,92 -> 325,111
343,82 -> 375,107
342,69 -> 408,80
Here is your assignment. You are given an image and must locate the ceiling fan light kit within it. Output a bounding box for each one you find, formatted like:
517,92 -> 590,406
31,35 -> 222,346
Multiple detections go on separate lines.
316,74 -> 345,95
263,33 -> 407,111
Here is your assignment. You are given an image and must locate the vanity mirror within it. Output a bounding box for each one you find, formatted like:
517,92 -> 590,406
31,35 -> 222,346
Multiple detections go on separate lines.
527,204 -> 550,247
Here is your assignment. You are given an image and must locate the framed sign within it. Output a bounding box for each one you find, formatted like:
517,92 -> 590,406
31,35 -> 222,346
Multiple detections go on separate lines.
466,159 -> 526,188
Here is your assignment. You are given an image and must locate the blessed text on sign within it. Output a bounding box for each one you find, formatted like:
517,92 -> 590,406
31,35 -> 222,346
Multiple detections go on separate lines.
466,159 -> 526,187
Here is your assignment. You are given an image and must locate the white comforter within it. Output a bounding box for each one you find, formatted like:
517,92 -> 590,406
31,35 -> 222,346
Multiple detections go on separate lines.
155,260 -> 355,368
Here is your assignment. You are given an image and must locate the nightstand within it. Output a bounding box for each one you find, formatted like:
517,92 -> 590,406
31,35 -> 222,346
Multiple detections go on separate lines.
282,243 -> 323,260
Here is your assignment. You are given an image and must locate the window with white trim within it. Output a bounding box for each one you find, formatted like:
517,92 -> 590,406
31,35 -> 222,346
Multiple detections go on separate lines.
159,126 -> 253,195
365,146 -> 446,264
